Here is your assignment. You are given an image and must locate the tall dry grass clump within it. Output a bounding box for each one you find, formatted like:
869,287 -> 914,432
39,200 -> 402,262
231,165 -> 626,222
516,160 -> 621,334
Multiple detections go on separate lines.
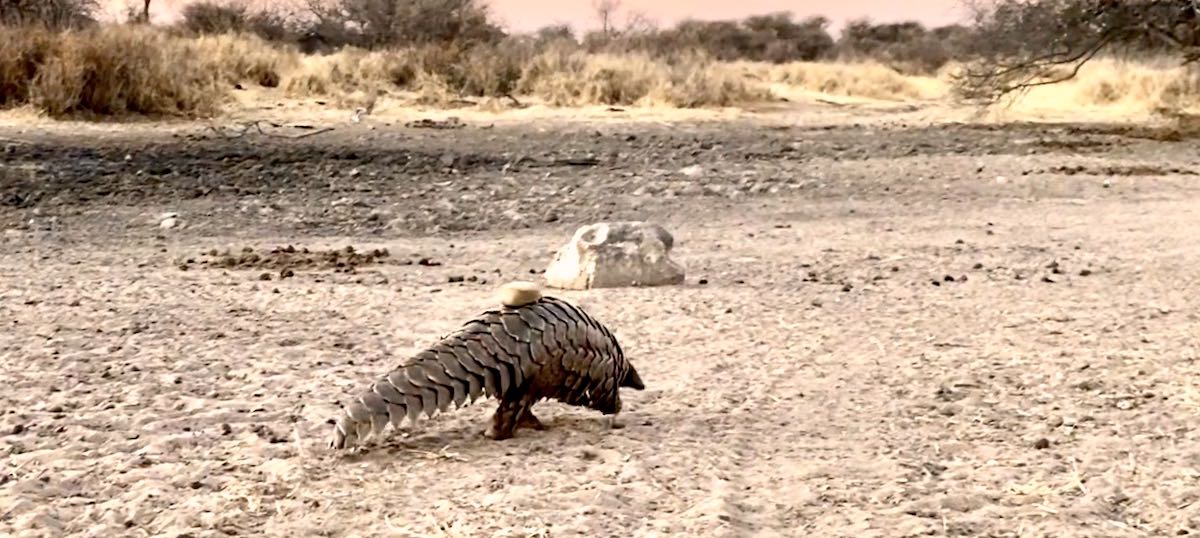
183,32 -> 297,88
0,27 -> 55,108
1012,57 -> 1200,115
280,45 -> 513,104
0,25 -> 226,117
274,42 -> 768,108
282,48 -> 404,97
517,47 -> 768,107
754,60 -> 946,101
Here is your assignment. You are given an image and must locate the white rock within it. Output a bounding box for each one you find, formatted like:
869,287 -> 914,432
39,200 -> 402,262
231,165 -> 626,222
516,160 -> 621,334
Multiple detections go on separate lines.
544,221 -> 685,290
679,164 -> 704,177
159,217 -> 179,229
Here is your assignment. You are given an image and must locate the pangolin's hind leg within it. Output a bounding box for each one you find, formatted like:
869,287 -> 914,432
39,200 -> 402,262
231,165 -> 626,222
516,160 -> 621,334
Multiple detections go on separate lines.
484,395 -> 541,440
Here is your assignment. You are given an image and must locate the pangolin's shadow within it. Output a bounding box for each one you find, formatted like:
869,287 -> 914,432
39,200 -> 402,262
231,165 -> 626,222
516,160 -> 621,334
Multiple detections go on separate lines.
333,412 -> 620,463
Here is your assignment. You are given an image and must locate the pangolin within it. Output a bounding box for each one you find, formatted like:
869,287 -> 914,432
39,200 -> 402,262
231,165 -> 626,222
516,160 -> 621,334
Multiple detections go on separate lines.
328,281 -> 645,449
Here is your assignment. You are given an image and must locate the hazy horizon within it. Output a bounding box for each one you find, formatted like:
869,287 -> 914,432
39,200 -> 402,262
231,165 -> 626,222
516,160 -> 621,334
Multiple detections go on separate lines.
100,0 -> 970,34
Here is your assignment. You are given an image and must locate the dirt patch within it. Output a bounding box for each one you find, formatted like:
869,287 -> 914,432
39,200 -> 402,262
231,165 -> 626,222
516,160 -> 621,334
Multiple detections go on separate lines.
1064,121 -> 1200,142
180,244 -> 392,277
1043,164 -> 1198,176
2,113 -> 1200,537
1030,136 -> 1113,152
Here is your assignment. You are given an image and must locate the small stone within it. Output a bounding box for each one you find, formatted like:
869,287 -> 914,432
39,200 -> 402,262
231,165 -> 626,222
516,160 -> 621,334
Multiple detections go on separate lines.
11,424 -> 26,435
1079,269 -> 1092,276
258,273 -> 272,281
159,217 -> 178,229
944,275 -> 955,282
1033,438 -> 1051,449
448,275 -> 465,283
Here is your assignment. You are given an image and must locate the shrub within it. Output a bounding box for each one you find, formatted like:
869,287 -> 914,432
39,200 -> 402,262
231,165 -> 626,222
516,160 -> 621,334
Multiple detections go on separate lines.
0,25 -> 225,117
0,0 -> 97,30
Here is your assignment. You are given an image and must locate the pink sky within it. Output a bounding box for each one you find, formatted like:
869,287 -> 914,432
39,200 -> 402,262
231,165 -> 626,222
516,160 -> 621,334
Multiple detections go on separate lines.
104,0 -> 968,34
487,0 -> 968,33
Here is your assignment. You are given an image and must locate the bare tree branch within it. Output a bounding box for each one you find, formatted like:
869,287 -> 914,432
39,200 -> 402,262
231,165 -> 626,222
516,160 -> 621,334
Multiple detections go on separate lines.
953,0 -> 1200,103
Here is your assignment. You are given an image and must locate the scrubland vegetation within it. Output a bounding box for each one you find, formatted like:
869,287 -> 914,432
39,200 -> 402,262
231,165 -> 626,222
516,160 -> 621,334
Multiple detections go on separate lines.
0,0 -> 1197,119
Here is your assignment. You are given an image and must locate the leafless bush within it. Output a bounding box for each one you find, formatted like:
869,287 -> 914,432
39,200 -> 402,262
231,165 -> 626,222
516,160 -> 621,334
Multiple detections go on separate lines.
0,0 -> 98,29
533,24 -> 575,46
179,1 -> 252,34
178,1 -> 294,43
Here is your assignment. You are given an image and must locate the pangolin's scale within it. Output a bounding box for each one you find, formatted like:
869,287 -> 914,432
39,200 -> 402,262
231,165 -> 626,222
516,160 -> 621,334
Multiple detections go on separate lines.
330,295 -> 644,448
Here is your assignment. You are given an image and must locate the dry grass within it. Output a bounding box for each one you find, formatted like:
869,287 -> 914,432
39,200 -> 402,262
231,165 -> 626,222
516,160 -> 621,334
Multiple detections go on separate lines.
747,60 -> 948,101
0,25 -> 225,117
997,57 -> 1200,118
1,24 -> 1199,120
516,48 -> 769,107
184,32 -> 296,88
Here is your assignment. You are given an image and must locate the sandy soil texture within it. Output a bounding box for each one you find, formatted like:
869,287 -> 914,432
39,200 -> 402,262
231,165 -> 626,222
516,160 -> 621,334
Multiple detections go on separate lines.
2,106 -> 1200,537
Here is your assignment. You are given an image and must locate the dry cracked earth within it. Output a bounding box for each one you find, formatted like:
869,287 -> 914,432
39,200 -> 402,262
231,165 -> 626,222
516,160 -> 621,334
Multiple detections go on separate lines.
1,109 -> 1199,537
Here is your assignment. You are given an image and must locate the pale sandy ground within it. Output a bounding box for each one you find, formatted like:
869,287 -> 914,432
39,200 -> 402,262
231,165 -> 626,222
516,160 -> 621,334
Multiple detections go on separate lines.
2,99 -> 1200,537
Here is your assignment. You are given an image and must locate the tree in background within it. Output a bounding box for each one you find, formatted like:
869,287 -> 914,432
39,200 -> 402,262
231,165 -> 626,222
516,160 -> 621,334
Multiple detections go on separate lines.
300,0 -> 504,49
954,0 -> 1200,101
592,0 -> 620,37
601,13 -> 834,63
835,18 -> 974,74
